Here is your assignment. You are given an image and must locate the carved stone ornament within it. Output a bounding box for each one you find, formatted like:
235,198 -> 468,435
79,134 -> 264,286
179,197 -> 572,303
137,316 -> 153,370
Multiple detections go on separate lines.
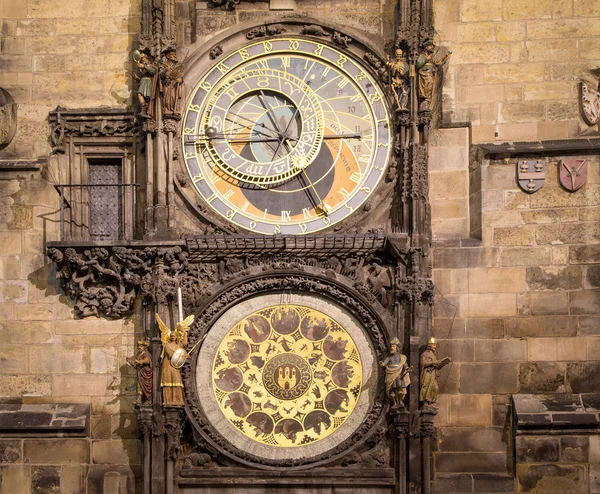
181,275 -> 388,468
245,23 -> 286,40
560,158 -> 588,192
579,80 -> 600,126
208,0 -> 241,10
517,159 -> 546,194
396,275 -> 434,305
0,88 -> 17,150
48,107 -> 135,151
47,244 -> 190,318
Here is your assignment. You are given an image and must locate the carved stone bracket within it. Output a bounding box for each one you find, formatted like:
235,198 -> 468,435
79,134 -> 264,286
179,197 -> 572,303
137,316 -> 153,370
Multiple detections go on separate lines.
136,405 -> 154,438
164,406 -> 185,461
396,275 -> 434,305
47,243 -> 188,318
48,107 -> 135,152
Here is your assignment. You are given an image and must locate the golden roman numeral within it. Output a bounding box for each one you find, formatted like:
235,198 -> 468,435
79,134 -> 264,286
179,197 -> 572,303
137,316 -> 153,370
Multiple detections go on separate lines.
350,172 -> 362,183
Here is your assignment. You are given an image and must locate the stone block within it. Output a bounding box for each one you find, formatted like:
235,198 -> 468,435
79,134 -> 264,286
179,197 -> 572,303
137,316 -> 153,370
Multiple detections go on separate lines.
570,290 -> 600,315
570,245 -> 600,264
529,292 -> 569,315
580,38 -> 600,60
500,247 -> 552,268
23,439 -> 89,464
14,304 -> 53,321
432,218 -> 470,241
472,473 -> 515,492
457,84 -> 504,104
433,317 -> 466,339
484,63 -> 544,84
0,374 -> 51,397
474,339 -> 526,362
457,22 -> 496,43
90,347 -> 118,374
449,394 -> 492,426
60,465 -> 85,494
27,0 -> 85,18
0,465 -> 30,494
516,464 -> 586,493
493,226 -> 534,246
504,190 -> 529,210
0,345 -> 28,373
460,363 -> 518,393
580,206 -> 600,223
532,185 -> 600,209
0,321 -> 53,344
53,375 -> 110,397
508,316 -> 577,338
0,439 -> 21,463
496,21 -> 526,41
6,205 -> 33,229
433,247 -> 500,269
31,465 -> 60,494
567,362 -> 600,393
579,316 -> 600,336
467,294 -> 517,318
29,346 -> 86,374
468,267 -> 526,293
0,232 -> 22,255
482,189 -> 504,212
519,362 -> 565,392
591,435 -> 600,462
500,102 -> 550,126
438,363 -> 460,395
430,171 -> 468,200
435,452 -> 506,473
466,318 -> 504,338
451,43 -> 510,65
521,209 -> 578,224
86,465 -> 135,494
482,164 -> 516,190
55,318 -> 124,335
591,463 -> 600,494
537,121 -> 570,140
91,439 -> 139,465
461,0 -> 502,21
0,281 -> 27,303
439,427 -> 504,452
526,266 -> 582,291
560,436 -> 588,462
482,210 -> 520,228
437,340 -> 474,362
432,473 -> 472,493
516,436 -> 559,462
523,82 -> 573,101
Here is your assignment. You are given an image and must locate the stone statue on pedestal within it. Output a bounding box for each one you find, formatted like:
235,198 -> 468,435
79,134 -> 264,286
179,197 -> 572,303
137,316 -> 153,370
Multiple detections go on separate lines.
380,338 -> 412,408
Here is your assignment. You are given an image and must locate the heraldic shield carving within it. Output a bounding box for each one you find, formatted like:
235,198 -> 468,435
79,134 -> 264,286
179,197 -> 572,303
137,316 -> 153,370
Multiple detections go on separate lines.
517,160 -> 546,194
560,159 -> 588,192
579,81 -> 600,126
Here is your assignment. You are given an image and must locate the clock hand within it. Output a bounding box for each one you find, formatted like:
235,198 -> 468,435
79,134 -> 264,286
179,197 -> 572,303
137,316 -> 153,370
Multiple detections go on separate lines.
293,158 -> 328,216
322,133 -> 362,140
257,91 -> 287,136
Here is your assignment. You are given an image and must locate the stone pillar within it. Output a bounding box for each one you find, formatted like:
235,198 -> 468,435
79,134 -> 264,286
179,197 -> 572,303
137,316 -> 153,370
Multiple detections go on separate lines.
391,409 -> 410,494
136,405 -> 153,494
163,406 -> 184,494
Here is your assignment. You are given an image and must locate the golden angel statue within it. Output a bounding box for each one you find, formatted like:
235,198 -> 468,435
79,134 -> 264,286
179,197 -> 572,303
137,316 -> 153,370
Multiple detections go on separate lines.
156,313 -> 195,406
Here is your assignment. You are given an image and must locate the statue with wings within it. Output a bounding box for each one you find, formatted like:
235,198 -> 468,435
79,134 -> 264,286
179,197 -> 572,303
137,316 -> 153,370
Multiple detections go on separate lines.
156,313 -> 194,406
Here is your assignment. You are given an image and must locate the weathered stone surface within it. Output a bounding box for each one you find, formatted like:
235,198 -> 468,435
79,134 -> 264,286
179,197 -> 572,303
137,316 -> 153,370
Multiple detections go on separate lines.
500,247 -> 552,266
0,465 -> 30,493
499,101 -> 546,123
560,436 -> 589,462
528,292 -> 569,315
567,362 -> 600,393
507,315 -> 577,337
0,440 -> 21,463
531,185 -> 600,209
449,395 -> 492,426
91,439 -> 139,465
570,245 -> 600,264
31,465 -> 60,494
24,439 -> 89,464
86,465 -> 135,494
435,452 -> 506,473
528,337 -> 586,361
466,318 -> 504,338
536,223 -> 600,245
468,267 -> 526,293
437,340 -> 475,362
526,266 -> 582,291
472,473 -> 515,492
516,464 -> 586,493
519,362 -> 565,393
30,346 -> 87,374
590,463 -> 600,494
521,208 -> 578,224
432,473 -> 472,493
433,247 -> 500,269
494,226 -> 534,246
579,316 -> 600,336
516,436 -> 559,462
570,290 -> 600,315
585,266 -> 600,288
461,363 -> 518,393
0,375 -> 51,397
468,294 -> 517,318
474,339 -> 526,361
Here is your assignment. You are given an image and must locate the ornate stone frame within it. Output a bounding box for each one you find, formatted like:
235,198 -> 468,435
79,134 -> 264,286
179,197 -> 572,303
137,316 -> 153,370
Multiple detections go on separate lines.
181,272 -> 390,469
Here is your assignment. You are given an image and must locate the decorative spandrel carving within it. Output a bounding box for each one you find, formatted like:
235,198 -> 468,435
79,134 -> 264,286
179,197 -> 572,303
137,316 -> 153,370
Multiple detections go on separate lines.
47,245 -> 189,318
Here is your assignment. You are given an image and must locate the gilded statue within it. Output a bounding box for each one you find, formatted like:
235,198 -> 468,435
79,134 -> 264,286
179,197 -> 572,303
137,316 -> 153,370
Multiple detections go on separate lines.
126,340 -> 153,405
379,338 -> 412,408
415,39 -> 451,111
419,337 -> 451,409
156,313 -> 195,406
386,48 -> 409,111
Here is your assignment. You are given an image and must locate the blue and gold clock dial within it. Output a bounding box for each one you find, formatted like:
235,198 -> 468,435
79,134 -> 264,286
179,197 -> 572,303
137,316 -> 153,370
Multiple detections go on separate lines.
183,37 -> 392,235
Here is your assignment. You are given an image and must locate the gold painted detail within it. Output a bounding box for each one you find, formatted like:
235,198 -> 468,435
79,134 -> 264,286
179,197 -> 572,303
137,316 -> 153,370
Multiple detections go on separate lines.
211,305 -> 363,447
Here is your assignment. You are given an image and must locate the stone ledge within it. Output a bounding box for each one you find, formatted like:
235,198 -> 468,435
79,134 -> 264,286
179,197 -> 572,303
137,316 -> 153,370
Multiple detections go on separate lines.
0,403 -> 89,437
476,138 -> 600,158
513,394 -> 600,435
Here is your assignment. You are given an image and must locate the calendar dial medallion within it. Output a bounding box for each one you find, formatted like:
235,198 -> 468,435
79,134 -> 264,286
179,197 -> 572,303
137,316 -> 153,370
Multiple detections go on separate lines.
183,37 -> 392,235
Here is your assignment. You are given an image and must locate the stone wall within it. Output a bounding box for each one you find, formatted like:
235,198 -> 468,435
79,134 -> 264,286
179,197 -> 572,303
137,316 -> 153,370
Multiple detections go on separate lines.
436,0 -> 600,143
0,164 -> 140,492
0,0 -> 139,159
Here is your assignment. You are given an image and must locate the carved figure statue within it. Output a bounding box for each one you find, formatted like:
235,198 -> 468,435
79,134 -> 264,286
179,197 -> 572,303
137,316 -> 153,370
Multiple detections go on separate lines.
156,313 -> 195,406
415,39 -> 451,111
380,338 -> 412,408
159,47 -> 184,118
419,337 -> 451,409
386,48 -> 409,110
134,50 -> 156,117
126,340 -> 153,405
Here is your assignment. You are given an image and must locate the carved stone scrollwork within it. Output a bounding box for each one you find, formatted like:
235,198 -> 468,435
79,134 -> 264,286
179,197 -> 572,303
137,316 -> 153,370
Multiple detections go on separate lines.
47,244 -> 190,318
245,24 -> 286,40
208,0 -> 240,10
396,275 -> 434,305
181,275 -> 388,468
363,53 -> 390,84
136,405 -> 153,437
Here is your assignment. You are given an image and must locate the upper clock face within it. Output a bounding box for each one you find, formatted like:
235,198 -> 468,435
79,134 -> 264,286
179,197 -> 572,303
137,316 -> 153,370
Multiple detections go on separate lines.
183,37 -> 392,235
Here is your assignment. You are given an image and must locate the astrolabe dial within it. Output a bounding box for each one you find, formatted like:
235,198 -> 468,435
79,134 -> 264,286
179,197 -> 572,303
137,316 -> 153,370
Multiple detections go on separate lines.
183,36 -> 392,235
210,304 -> 362,448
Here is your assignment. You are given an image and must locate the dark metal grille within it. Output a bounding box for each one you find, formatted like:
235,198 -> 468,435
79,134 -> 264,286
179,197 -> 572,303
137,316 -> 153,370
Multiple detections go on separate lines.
89,161 -> 122,240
